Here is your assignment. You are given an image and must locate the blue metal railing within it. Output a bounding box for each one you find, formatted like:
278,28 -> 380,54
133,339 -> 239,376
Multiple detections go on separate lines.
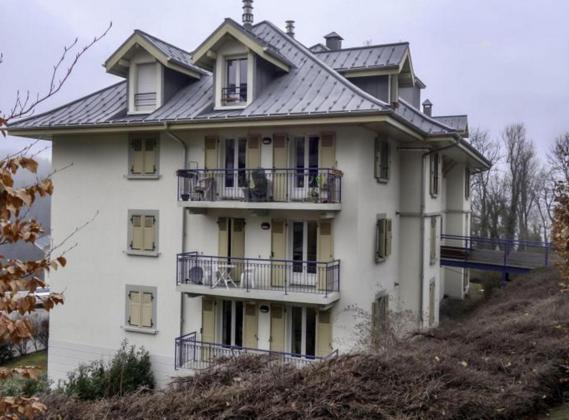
176,252 -> 340,298
176,168 -> 342,204
441,234 -> 553,271
175,332 -> 338,370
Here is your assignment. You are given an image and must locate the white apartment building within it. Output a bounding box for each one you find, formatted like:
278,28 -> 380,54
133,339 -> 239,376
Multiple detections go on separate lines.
9,3 -> 490,387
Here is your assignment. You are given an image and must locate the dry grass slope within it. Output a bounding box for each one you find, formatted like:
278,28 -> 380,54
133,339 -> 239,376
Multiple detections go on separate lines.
42,268 -> 569,419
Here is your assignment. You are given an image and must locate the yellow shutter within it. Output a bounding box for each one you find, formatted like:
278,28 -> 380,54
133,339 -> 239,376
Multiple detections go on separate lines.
205,135 -> 218,169
131,139 -> 144,174
320,132 -> 336,169
271,219 -> 286,287
272,133 -> 288,201
143,138 -> 157,174
201,297 -> 215,342
386,219 -> 393,257
143,215 -> 156,252
316,310 -> 332,357
218,218 -> 229,258
243,303 -> 258,348
247,134 -> 261,168
128,290 -> 141,327
141,292 -> 153,328
317,221 -> 333,290
270,304 -> 285,352
131,215 -> 144,250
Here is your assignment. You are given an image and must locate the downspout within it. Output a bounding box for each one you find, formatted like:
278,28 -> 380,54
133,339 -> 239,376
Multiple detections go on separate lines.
164,122 -> 189,337
419,135 -> 461,328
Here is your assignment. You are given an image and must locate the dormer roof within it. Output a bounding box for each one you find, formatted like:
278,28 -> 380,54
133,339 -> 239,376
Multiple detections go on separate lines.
104,30 -> 208,79
191,18 -> 292,72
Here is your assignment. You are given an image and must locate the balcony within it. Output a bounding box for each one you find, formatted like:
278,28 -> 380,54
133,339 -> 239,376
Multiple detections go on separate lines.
175,332 -> 338,370
176,168 -> 342,211
221,85 -> 247,105
176,252 -> 341,305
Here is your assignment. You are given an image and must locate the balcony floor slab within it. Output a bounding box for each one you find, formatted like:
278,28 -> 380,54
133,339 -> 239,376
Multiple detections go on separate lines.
178,200 -> 341,212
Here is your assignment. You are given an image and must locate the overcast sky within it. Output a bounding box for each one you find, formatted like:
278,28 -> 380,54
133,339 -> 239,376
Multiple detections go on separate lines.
1,0 -> 568,160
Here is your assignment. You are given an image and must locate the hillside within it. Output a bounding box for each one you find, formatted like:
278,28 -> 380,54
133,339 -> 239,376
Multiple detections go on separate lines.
42,268 -> 569,419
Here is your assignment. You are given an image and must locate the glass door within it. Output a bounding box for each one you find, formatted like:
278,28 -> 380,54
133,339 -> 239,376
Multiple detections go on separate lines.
290,306 -> 316,358
223,138 -> 247,199
221,300 -> 243,348
292,136 -> 319,201
291,221 -> 318,287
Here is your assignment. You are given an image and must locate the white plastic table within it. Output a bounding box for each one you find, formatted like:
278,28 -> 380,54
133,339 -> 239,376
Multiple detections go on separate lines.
213,263 -> 237,289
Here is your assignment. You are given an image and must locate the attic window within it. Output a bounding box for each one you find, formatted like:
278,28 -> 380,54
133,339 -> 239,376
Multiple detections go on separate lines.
134,62 -> 158,113
222,57 -> 248,105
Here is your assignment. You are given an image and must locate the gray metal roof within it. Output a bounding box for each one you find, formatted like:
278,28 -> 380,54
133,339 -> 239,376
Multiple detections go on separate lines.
433,115 -> 468,134
134,30 -> 208,76
9,21 -> 455,137
315,43 -> 409,72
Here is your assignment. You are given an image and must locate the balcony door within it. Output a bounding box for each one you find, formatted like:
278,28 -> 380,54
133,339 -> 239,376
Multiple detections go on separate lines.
292,136 -> 319,200
222,138 -> 247,198
221,300 -> 243,347
290,221 -> 318,287
289,306 -> 316,358
218,218 -> 245,284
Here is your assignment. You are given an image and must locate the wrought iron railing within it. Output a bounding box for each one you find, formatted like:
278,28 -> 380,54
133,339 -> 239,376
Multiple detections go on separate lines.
177,252 -> 340,297
176,168 -> 342,204
221,85 -> 247,104
174,332 -> 338,370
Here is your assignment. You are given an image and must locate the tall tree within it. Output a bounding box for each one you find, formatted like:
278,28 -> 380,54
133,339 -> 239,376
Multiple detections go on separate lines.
548,132 -> 569,183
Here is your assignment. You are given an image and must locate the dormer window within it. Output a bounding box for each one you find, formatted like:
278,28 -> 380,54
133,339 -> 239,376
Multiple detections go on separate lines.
223,57 -> 248,105
134,63 -> 158,112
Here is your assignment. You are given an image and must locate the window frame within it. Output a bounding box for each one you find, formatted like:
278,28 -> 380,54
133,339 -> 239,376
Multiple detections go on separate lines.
374,138 -> 391,183
128,60 -> 163,115
127,135 -> 160,179
375,214 -> 392,263
222,55 -> 248,106
429,153 -> 440,197
127,209 -> 159,257
124,285 -> 157,334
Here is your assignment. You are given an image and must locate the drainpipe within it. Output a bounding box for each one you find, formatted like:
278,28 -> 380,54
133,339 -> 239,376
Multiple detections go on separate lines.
164,123 -> 189,337
419,135 -> 461,328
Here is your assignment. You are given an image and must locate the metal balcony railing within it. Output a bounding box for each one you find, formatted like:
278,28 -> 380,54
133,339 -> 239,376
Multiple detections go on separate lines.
221,85 -> 247,104
176,168 -> 342,204
174,332 -> 338,370
177,252 -> 340,298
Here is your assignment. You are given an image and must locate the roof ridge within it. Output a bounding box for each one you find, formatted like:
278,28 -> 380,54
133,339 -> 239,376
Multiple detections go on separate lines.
134,29 -> 193,56
314,42 -> 409,54
433,114 -> 468,119
8,81 -> 126,128
254,20 -> 390,110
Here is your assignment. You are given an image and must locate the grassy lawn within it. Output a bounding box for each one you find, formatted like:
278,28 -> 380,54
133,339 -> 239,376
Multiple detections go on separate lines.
1,350 -> 47,374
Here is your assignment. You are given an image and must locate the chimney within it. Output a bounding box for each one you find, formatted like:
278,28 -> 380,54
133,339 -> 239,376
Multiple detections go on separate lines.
242,0 -> 254,29
422,99 -> 433,117
285,20 -> 295,37
324,32 -> 343,51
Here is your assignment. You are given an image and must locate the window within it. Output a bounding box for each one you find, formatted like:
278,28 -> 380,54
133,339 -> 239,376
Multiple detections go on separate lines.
134,63 -> 157,112
430,153 -> 440,197
221,300 -> 243,347
374,139 -> 390,182
465,167 -> 471,199
222,57 -> 248,105
129,136 -> 159,178
125,285 -> 156,333
430,216 -> 437,265
290,306 -> 316,358
293,136 -> 320,188
127,210 -> 159,256
375,216 -> 392,262
224,138 -> 247,188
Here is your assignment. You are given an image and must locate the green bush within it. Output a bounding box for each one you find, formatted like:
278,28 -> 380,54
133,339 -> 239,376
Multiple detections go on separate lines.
0,374 -> 49,397
63,341 -> 154,400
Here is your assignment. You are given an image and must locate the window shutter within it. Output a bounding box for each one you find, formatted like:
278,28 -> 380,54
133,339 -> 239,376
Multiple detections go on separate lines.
143,215 -> 156,252
131,139 -> 144,174
243,303 -> 258,348
381,141 -> 390,180
272,134 -> 288,201
376,219 -> 386,261
205,135 -> 219,170
430,217 -> 437,263
374,138 -> 381,180
270,219 -> 286,287
141,292 -> 154,328
316,310 -> 332,357
143,138 -> 157,174
201,298 -> 215,343
131,215 -> 144,250
270,304 -> 285,352
320,132 -> 336,169
246,134 -> 261,168
317,221 -> 333,291
385,219 -> 393,257
218,218 -> 229,258
128,291 -> 142,327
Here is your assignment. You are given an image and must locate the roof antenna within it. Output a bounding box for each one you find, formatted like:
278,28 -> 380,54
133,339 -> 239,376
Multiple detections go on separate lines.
242,0 -> 254,29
